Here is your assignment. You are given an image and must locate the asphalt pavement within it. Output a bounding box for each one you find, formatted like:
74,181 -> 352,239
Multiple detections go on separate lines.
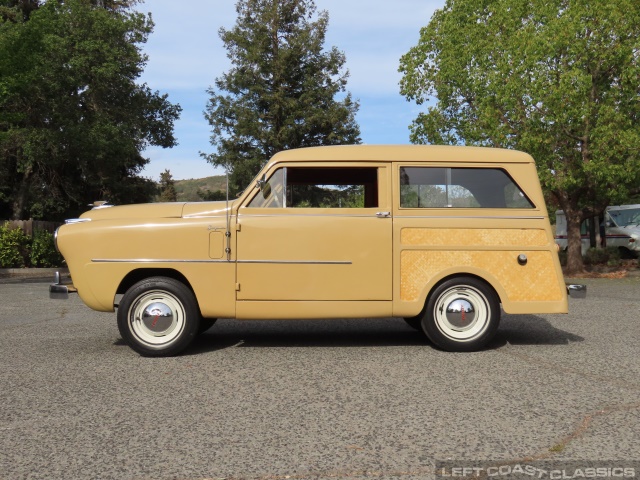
0,277 -> 639,480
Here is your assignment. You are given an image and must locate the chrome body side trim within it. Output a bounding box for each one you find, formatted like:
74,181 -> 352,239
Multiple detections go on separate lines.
237,213 -> 545,220
65,218 -> 92,224
91,259 -> 352,265
396,215 -> 546,220
92,259 -> 230,264
238,213 -> 382,218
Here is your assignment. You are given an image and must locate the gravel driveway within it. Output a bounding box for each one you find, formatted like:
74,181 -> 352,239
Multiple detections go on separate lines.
0,277 -> 638,479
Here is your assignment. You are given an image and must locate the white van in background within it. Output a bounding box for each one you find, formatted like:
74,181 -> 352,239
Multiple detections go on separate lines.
555,205 -> 640,256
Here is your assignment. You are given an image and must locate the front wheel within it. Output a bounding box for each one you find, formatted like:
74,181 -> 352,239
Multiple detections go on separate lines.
422,277 -> 500,352
117,277 -> 201,357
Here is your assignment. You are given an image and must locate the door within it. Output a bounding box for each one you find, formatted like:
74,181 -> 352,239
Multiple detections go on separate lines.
236,163 -> 392,301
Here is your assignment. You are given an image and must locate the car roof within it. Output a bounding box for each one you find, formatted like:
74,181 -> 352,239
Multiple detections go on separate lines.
270,145 -> 534,164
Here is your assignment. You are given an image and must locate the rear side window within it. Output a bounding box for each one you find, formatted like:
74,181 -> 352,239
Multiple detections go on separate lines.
399,167 -> 534,209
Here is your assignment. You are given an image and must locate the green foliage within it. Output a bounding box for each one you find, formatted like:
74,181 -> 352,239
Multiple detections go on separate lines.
171,175 -> 227,202
197,189 -> 227,202
0,223 -> 64,267
583,248 -> 607,266
29,228 -> 63,267
583,246 -> 621,266
289,184 -> 364,208
0,0 -> 181,221
399,0 -> 640,273
0,222 -> 28,267
203,0 -> 361,195
158,169 -> 177,202
558,249 -> 567,267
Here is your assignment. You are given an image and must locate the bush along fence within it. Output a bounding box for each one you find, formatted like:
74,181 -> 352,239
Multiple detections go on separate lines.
0,221 -> 64,268
4,219 -> 60,235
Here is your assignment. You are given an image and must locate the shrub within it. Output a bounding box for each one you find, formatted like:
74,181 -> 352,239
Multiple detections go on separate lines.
558,249 -> 567,266
605,246 -> 621,267
30,229 -> 64,267
0,223 -> 29,268
583,247 -> 608,265
0,223 -> 64,268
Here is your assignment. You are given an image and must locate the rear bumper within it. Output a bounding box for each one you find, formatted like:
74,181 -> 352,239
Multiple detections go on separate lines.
49,271 -> 77,299
566,283 -> 587,299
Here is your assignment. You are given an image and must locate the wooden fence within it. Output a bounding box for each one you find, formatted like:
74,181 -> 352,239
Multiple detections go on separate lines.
2,219 -> 61,236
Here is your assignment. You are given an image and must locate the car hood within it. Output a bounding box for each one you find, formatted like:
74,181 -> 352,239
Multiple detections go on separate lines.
77,201 -> 235,222
79,203 -> 186,221
182,200 -> 233,218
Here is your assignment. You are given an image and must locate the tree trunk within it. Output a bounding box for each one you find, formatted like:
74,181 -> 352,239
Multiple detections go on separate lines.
11,169 -> 32,220
564,209 -> 585,275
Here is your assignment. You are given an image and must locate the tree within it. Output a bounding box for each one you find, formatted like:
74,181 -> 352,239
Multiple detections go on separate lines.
0,0 -> 181,220
203,0 -> 360,194
197,189 -> 227,202
0,1 -> 40,22
0,0 -> 137,21
158,169 -> 177,202
399,0 -> 640,274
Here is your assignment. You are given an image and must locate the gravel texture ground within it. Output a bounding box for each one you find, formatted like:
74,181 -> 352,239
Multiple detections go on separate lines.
0,277 -> 638,480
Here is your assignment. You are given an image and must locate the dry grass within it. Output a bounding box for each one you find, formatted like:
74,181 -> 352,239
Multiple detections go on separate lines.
564,259 -> 638,278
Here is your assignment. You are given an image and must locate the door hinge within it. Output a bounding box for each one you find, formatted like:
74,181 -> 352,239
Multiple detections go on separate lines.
235,223 -> 241,232
235,283 -> 241,291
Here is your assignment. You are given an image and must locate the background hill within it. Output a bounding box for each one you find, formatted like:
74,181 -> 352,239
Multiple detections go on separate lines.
174,175 -> 227,202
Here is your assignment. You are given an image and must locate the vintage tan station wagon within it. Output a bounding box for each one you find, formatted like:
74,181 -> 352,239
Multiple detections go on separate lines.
51,145 -> 585,356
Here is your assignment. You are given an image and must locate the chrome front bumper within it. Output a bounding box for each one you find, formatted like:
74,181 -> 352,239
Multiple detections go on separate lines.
567,283 -> 587,299
49,271 -> 77,299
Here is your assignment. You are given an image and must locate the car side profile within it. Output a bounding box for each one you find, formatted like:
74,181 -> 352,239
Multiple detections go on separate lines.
51,145 -> 585,356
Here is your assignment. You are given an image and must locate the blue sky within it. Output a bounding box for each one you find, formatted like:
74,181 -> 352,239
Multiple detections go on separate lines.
138,0 -> 443,180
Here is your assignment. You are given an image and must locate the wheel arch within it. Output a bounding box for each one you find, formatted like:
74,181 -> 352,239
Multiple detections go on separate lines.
116,268 -> 196,302
423,271 -> 504,309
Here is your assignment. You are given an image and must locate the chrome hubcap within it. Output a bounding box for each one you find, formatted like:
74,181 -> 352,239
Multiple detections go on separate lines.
141,302 -> 175,336
129,290 -> 185,347
434,286 -> 490,341
445,298 -> 476,330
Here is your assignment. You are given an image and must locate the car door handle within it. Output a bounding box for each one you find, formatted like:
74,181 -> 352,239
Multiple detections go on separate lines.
376,211 -> 391,218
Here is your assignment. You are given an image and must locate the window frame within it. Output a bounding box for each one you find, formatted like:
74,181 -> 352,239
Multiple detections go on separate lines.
242,164 -> 387,211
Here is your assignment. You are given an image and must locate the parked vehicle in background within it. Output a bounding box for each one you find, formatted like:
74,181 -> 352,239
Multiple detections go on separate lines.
555,205 -> 640,257
50,145 -> 585,356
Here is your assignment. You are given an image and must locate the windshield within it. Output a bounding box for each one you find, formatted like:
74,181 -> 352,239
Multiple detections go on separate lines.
608,208 -> 640,227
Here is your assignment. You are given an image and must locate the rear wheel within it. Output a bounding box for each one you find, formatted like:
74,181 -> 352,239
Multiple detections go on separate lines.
117,277 -> 200,357
422,277 -> 500,352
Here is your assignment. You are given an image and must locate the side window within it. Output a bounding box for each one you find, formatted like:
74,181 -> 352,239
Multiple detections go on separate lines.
247,167 -> 379,209
247,168 -> 285,208
287,167 -> 378,208
400,167 -> 534,209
